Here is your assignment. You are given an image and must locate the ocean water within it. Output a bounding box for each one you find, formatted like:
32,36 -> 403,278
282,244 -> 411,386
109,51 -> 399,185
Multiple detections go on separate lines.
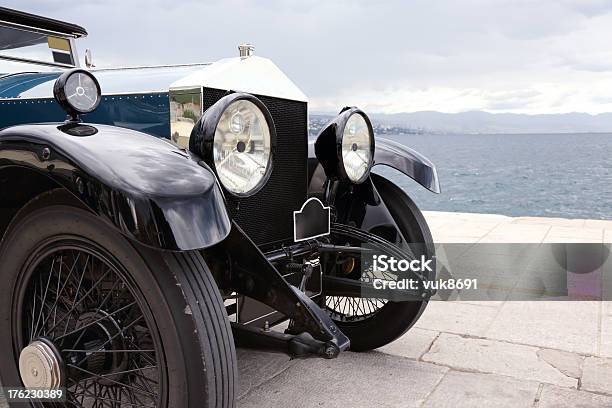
372,133 -> 612,220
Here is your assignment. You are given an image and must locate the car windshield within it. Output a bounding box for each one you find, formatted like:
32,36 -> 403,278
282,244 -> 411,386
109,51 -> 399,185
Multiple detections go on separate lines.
0,23 -> 77,73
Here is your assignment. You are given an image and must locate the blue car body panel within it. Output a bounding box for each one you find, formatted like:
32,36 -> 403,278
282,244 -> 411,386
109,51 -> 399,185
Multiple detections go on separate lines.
0,93 -> 170,137
0,65 -> 207,137
0,72 -> 61,98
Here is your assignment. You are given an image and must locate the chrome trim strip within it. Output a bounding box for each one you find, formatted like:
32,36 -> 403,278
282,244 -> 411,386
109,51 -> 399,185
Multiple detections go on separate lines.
91,62 -> 211,72
0,71 -> 39,80
69,37 -> 80,68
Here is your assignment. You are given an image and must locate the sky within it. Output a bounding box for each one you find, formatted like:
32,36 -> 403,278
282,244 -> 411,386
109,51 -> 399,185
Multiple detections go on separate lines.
5,0 -> 612,115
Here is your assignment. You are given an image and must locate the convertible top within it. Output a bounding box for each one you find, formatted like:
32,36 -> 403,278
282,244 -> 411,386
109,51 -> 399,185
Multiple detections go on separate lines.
0,7 -> 87,37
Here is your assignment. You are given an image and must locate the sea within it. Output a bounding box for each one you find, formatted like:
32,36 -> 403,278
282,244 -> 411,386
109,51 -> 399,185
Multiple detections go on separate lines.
373,132 -> 612,220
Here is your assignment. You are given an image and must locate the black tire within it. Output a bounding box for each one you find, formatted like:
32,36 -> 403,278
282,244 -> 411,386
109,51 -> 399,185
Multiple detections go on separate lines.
0,189 -> 236,407
328,174 -> 435,351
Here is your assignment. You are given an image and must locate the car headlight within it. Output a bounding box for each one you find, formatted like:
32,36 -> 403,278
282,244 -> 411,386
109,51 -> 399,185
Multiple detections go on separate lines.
341,112 -> 373,183
314,107 -> 374,184
189,93 -> 275,196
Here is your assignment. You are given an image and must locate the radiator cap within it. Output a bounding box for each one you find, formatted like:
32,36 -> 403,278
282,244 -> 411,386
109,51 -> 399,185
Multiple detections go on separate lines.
238,43 -> 255,59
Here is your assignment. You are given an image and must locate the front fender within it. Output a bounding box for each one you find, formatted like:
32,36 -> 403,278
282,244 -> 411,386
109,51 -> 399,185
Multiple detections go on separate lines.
0,123 -> 231,250
373,137 -> 440,194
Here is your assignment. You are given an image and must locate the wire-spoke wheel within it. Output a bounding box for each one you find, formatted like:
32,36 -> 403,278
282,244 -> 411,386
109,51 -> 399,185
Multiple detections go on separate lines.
322,174 -> 435,351
15,242 -> 164,407
324,223 -> 411,323
0,189 -> 236,407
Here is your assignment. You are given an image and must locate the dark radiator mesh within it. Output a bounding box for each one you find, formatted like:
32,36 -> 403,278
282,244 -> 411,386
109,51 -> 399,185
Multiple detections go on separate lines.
202,88 -> 308,245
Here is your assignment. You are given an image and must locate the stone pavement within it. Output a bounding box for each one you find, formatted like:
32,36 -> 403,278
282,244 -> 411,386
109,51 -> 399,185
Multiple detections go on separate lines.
2,211 -> 612,407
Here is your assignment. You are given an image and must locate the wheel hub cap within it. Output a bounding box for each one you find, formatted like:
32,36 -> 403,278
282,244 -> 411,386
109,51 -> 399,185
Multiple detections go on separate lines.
19,340 -> 63,389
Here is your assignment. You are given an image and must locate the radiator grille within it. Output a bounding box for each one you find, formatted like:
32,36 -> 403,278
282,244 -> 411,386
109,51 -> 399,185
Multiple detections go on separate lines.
202,88 -> 308,245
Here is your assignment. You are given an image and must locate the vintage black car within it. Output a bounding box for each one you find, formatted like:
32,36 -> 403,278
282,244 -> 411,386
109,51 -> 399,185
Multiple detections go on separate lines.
0,7 -> 440,407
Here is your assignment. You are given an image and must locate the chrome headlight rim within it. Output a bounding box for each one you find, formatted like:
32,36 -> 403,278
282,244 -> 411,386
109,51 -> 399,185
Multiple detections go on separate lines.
335,108 -> 375,184
189,92 -> 277,197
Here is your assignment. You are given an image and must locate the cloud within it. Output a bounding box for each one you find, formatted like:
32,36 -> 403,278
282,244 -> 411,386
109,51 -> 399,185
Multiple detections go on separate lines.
5,0 -> 612,114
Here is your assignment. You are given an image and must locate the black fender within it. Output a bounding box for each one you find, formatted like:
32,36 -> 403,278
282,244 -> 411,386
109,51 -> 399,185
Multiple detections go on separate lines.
373,137 -> 440,194
0,123 -> 231,250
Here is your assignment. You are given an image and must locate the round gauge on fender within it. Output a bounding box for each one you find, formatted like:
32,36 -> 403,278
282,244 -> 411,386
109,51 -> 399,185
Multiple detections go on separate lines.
53,69 -> 101,117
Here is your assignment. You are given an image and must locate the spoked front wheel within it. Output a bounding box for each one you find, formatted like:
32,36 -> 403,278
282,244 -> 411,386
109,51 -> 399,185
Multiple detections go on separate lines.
324,174 -> 436,351
0,190 -> 236,407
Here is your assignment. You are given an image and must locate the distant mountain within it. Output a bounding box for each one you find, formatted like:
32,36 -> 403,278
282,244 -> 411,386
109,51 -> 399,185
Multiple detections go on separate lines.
308,114 -> 426,137
310,111 -> 612,134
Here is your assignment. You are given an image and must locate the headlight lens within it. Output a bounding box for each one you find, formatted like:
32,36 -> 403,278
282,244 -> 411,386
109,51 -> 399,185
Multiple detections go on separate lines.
341,113 -> 373,183
213,99 -> 272,195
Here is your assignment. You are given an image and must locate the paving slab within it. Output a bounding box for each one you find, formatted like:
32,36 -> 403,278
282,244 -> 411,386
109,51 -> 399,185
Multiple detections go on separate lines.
424,211 -> 510,224
480,223 -> 551,243
485,301 -> 599,354
585,219 -> 612,230
536,348 -> 583,379
432,234 -> 481,244
236,349 -> 294,398
537,384 -> 612,407
447,298 -> 506,307
421,371 -> 539,408
460,242 -> 537,258
514,257 -> 605,301
426,212 -> 506,244
450,252 -> 529,293
487,223 -> 553,236
581,356 -> 612,395
428,226 -> 450,239
238,351 -> 448,408
414,301 -> 499,336
543,226 -> 604,243
377,328 -> 439,359
435,243 -> 474,261
437,220 -> 501,238
601,313 -> 612,358
513,217 -> 586,228
453,248 -> 533,271
422,333 -> 578,387
424,217 -> 450,227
